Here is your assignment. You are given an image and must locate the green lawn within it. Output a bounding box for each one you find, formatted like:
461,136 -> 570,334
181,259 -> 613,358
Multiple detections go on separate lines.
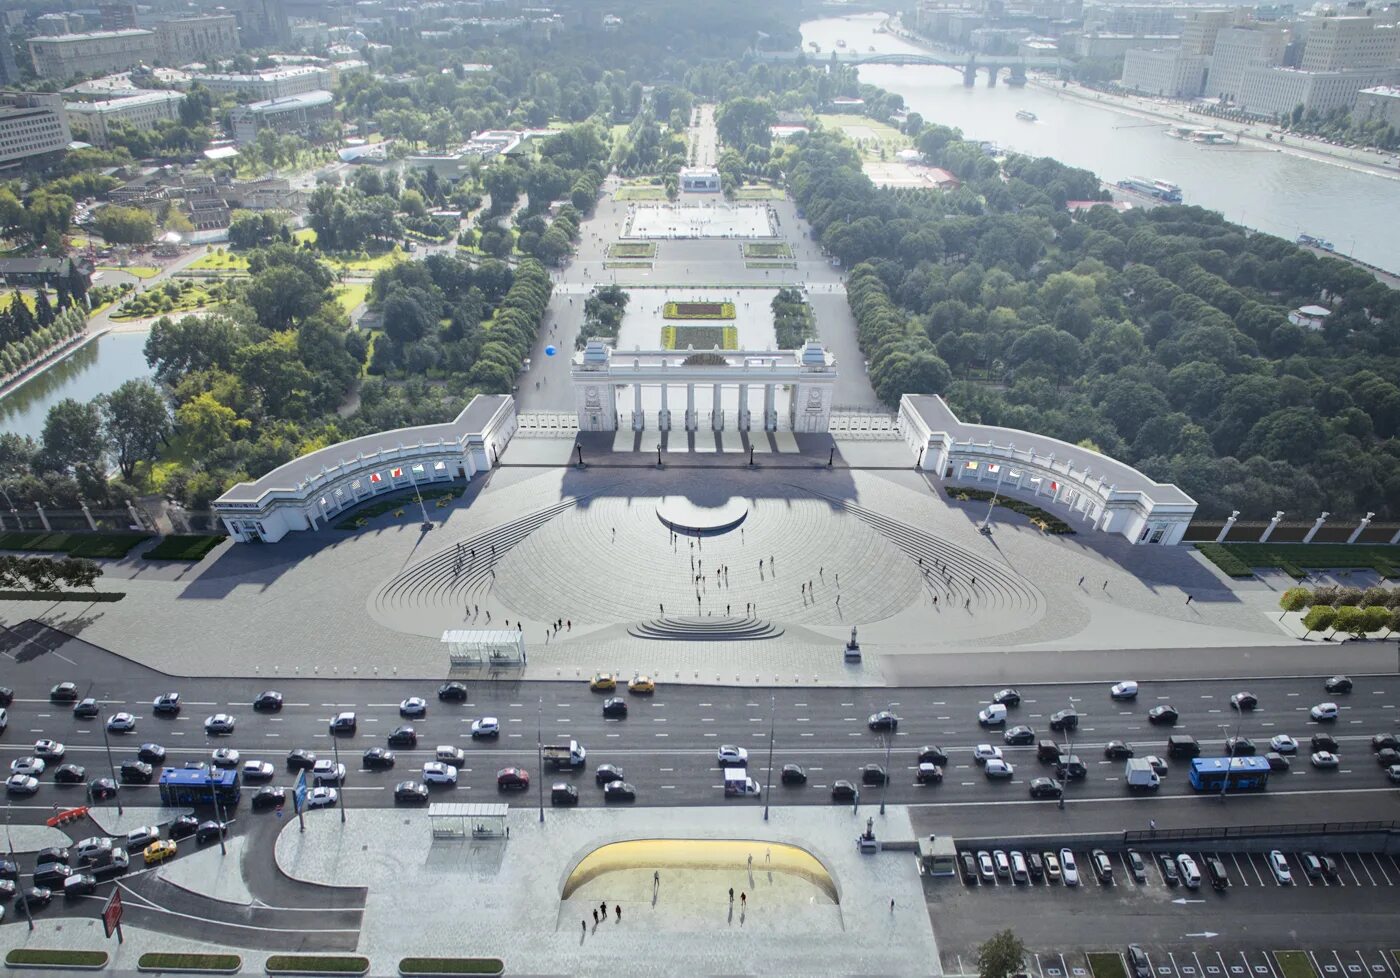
6,950 -> 108,968
264,955 -> 368,975
745,260 -> 797,269
0,531 -> 150,558
188,250 -> 251,272
615,185 -> 669,201
398,959 -> 503,976
138,952 -> 241,971
734,185 -> 785,200
603,261 -> 653,270
1274,952 -> 1317,978
743,242 -> 793,258
335,283 -> 369,316
662,324 -> 737,350
294,227 -> 317,245
143,535 -> 226,561
98,264 -> 161,279
0,292 -> 36,313
328,247 -> 407,274
1200,542 -> 1399,579
607,242 -> 656,258
112,279 -> 223,321
1087,952 -> 1127,978
817,113 -> 909,144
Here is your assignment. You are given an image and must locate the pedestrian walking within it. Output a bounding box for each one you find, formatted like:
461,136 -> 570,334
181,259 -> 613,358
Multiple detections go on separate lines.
654,870 -> 660,889
890,898 -> 896,913
583,920 -> 587,935
726,604 -> 730,615
1078,576 -> 1085,587
748,853 -> 753,870
740,892 -> 746,908
1103,580 -> 1108,590
660,603 -> 664,614
601,901 -> 607,917
615,905 -> 621,922
592,909 -> 598,924
729,887 -> 734,903
567,620 -> 571,631
1185,594 -> 1193,605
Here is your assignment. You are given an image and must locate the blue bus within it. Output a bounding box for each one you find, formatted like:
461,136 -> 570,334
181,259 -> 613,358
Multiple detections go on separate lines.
158,767 -> 241,807
1188,756 -> 1270,792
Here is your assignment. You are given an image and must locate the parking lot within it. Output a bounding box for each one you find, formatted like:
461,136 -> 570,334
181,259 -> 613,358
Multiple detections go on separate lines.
943,949 -> 1400,978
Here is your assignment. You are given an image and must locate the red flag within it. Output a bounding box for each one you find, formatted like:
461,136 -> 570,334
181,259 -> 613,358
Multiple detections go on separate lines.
390,467 -> 403,478
1050,481 -> 1058,492
369,472 -> 383,483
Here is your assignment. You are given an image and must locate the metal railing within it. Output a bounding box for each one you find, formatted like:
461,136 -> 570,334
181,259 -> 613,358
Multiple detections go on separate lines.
1121,819 -> 1399,845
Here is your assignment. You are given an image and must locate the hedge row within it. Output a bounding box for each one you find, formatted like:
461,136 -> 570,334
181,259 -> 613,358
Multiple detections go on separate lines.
143,535 -> 226,561
264,956 -> 368,976
138,952 -> 242,972
0,531 -> 149,559
398,958 -> 504,976
5,949 -> 108,968
0,589 -> 123,602
1196,543 -> 1254,578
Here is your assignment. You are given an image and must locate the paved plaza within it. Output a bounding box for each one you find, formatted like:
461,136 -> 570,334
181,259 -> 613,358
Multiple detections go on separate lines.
625,202 -> 777,239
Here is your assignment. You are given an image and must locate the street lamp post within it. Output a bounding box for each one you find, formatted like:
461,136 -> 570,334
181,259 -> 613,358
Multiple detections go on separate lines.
331,736 -> 346,824
1220,719 -> 1241,803
880,705 -> 894,815
6,805 -> 34,931
762,693 -> 775,821
1058,709 -> 1075,811
537,696 -> 545,823
101,696 -> 123,816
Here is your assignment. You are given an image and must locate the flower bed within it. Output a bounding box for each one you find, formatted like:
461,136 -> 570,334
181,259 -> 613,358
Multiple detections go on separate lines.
138,952 -> 242,973
5,949 -> 109,969
742,242 -> 792,258
661,324 -> 738,350
332,485 -> 463,531
663,301 -> 735,320
947,488 -> 1075,535
398,958 -> 504,976
264,956 -> 369,977
607,242 -> 656,258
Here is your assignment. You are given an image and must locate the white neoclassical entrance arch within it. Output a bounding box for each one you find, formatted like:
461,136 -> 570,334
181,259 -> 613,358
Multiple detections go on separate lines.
570,338 -> 837,435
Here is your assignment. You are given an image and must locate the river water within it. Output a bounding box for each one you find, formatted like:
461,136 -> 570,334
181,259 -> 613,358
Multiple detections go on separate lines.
0,330 -> 153,441
801,13 -> 1400,271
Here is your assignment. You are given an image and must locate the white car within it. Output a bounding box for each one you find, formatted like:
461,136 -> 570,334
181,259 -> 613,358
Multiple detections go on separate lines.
1110,681 -> 1139,700
973,744 -> 1003,764
1177,854 -> 1201,889
33,739 -> 65,759
1268,851 -> 1293,884
1060,849 -> 1080,886
1270,734 -> 1299,754
10,756 -> 45,776
1310,702 -> 1339,721
211,748 -> 241,768
716,745 -> 749,766
5,774 -> 39,795
1310,751 -> 1340,768
105,713 -> 137,732
984,758 -> 1014,779
399,697 -> 427,717
312,760 -> 346,784
242,760 -> 275,780
435,745 -> 466,765
977,704 -> 1007,726
1144,755 -> 1168,775
470,717 -> 500,738
204,714 -> 236,734
305,787 -> 338,809
422,762 -> 458,785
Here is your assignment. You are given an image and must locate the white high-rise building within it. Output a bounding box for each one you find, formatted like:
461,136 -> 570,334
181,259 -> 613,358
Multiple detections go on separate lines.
1121,48 -> 1208,97
1207,25 -> 1289,101
0,92 -> 72,169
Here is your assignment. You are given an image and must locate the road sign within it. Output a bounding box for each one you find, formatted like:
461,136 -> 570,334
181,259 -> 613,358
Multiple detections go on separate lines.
102,889 -> 123,942
293,770 -> 308,810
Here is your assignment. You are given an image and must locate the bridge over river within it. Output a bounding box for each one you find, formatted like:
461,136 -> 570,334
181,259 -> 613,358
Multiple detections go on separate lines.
755,48 -> 1067,86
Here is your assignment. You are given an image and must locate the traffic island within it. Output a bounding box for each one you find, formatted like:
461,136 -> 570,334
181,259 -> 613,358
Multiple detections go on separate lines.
398,958 -> 504,976
137,953 -> 242,974
264,956 -> 369,976
4,950 -> 109,970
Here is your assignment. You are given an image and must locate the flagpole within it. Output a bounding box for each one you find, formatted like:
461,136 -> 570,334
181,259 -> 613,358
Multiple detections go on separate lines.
407,463 -> 430,527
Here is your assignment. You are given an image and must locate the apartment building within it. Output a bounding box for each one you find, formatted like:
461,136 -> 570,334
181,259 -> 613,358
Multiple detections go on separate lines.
229,89 -> 334,145
1207,25 -> 1290,101
1353,84 -> 1400,127
151,15 -> 241,61
64,90 -> 185,148
190,65 -> 331,100
28,29 -> 158,82
0,92 -> 72,169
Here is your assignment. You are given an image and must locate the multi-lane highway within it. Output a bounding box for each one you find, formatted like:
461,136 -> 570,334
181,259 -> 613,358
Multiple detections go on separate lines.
3,622 -> 1398,824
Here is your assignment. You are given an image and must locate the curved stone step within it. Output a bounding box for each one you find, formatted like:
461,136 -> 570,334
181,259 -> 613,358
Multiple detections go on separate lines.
627,616 -> 785,641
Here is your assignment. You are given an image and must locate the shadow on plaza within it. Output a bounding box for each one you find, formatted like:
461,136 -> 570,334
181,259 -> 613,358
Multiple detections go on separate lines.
923,471 -> 1244,606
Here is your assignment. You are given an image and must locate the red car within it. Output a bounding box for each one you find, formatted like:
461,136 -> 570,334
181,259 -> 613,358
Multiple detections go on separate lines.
496,767 -> 529,791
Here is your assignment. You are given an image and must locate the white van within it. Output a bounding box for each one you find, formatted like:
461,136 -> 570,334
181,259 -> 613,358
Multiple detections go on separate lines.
978,704 -> 1008,726
1010,851 -> 1029,884
1177,854 -> 1202,889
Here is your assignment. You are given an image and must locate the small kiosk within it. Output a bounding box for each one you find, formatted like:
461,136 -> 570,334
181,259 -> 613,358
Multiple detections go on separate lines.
429,802 -> 509,840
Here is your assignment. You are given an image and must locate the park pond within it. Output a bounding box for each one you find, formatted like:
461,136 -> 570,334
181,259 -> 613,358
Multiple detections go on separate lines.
0,329 -> 154,440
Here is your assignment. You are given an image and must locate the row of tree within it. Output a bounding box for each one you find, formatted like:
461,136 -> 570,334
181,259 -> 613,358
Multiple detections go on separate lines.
0,555 -> 103,592
771,288 -> 815,350
1280,585 -> 1400,613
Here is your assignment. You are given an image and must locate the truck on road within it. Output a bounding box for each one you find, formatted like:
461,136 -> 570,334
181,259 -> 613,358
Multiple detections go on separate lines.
542,740 -> 587,769
724,769 -> 761,797
1124,758 -> 1160,790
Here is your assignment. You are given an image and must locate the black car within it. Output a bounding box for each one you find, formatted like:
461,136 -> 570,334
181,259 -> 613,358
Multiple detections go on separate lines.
437,681 -> 468,702
195,821 -> 226,844
992,688 -> 1021,707
0,878 -> 15,900
1003,725 -> 1035,746
49,682 -> 79,702
1055,756 -> 1087,780
253,691 -> 284,712
35,847 -> 70,866
33,863 -> 71,888
602,781 -> 636,802
73,698 -> 100,719
551,783 -> 580,806
53,763 -> 86,784
1147,705 -> 1179,725
918,746 -> 947,766
1225,736 -> 1257,756
22,886 -> 52,908
1231,692 -> 1259,711
362,748 -> 396,770
860,764 -> 888,786
1036,740 -> 1062,763
602,697 -> 628,718
137,744 -> 166,764
0,686 -> 11,706
867,711 -> 899,732
1049,709 -> 1079,732
1159,855 -> 1180,886
959,852 -> 978,884
1311,732 -> 1339,753
89,778 -> 118,800
394,781 -> 430,804
1128,945 -> 1151,978
781,764 -> 807,785
152,693 -> 181,716
119,761 -> 153,784
1325,676 -> 1354,694
63,875 -> 97,899
1103,741 -> 1134,760
831,780 -> 857,801
1373,733 -> 1400,751
387,726 -> 417,747
0,859 -> 17,880
1376,747 -> 1400,767
252,787 -> 286,810
169,815 -> 200,840
287,749 -> 317,770
595,764 -> 625,786
1264,752 -> 1291,772
1028,777 -> 1062,799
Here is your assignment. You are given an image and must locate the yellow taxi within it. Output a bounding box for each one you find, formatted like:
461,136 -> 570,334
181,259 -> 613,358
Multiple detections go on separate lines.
627,675 -> 656,695
143,839 -> 177,865
589,673 -> 616,692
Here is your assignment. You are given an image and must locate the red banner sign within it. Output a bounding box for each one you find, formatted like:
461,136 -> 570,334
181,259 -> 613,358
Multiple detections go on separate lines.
102,890 -> 122,939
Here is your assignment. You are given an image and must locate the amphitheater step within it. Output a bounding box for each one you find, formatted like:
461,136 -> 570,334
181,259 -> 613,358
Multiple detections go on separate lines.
627,616 -> 785,642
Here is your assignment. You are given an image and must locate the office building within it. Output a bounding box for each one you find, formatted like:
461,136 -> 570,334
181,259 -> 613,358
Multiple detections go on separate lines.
36,13 -> 80,37
191,65 -> 330,100
1208,25 -> 1289,101
28,29 -> 158,82
1299,15 -> 1400,71
1075,33 -> 1179,58
0,92 -> 72,169
1237,64 -> 1400,116
98,3 -> 140,31
233,0 -> 291,47
152,15 -> 241,61
64,90 -> 185,148
0,27 -> 21,86
1179,8 -> 1236,56
1353,84 -> 1400,127
229,89 -> 334,145
1121,48 -> 1207,97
